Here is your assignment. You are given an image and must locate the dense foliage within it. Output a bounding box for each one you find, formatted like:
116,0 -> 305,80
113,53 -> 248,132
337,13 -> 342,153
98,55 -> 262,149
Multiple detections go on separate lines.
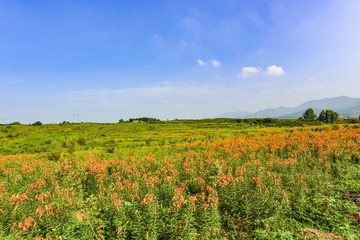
319,110 -> 339,123
0,121 -> 360,239
302,108 -> 317,120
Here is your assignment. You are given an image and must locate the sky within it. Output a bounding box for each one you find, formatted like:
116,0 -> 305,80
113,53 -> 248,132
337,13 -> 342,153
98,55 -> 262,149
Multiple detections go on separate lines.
1,0 -> 360,123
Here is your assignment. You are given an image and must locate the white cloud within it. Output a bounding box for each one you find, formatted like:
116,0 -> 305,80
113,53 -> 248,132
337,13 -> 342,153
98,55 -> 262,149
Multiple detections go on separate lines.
197,59 -> 206,66
197,59 -> 221,67
211,59 -> 221,67
266,65 -> 285,76
239,67 -> 261,78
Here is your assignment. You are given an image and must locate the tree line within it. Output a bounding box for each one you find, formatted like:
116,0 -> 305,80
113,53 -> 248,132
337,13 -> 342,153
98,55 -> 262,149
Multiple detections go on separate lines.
301,108 -> 340,123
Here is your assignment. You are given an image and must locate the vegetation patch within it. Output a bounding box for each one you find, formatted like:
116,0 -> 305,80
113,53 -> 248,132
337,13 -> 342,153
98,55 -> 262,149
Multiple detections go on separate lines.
0,121 -> 360,239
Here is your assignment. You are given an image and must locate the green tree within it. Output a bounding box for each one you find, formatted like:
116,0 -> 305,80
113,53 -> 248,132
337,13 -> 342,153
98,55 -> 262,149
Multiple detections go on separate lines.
318,109 -> 339,123
319,110 -> 326,122
302,108 -> 317,120
326,109 -> 339,123
32,121 -> 43,126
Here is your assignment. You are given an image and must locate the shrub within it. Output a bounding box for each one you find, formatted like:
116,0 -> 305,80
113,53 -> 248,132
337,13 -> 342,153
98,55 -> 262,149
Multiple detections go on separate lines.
32,121 -> 43,126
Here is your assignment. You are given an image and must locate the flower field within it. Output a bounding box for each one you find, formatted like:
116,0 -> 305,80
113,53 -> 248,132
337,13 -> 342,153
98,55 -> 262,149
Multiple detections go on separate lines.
1,123 -> 360,239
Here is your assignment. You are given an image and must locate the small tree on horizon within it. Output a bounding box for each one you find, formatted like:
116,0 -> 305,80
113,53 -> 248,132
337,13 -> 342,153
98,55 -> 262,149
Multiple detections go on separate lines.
302,108 -> 317,120
32,121 -> 43,126
318,109 -> 339,123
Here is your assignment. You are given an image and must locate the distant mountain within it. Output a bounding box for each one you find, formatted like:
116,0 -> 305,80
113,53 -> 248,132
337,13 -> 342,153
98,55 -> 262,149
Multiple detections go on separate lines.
220,96 -> 360,119
277,108 -> 323,119
337,106 -> 360,117
296,96 -> 360,110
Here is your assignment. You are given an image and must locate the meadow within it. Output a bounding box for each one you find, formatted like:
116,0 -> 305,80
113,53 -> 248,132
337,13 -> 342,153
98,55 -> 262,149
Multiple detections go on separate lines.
1,120 -> 360,239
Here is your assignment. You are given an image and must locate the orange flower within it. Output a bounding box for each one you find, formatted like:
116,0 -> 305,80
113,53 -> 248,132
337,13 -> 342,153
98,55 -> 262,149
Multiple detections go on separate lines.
174,188 -> 184,198
206,185 -> 213,192
188,195 -> 197,203
10,223 -> 16,231
24,217 -> 34,228
18,217 -> 34,230
37,208 -> 46,219
200,192 -> 206,201
282,191 -> 288,201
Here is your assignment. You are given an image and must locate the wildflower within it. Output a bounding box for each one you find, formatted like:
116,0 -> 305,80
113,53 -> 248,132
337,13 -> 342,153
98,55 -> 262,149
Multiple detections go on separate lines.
188,195 -> 197,203
203,203 -> 210,210
18,217 -> 34,230
24,217 -> 34,228
37,208 -> 46,219
29,180 -> 46,189
165,176 -> 174,184
10,223 -> 16,231
146,194 -> 155,204
206,185 -> 213,192
174,188 -> 184,197
11,193 -> 28,204
200,192 -> 206,201
282,191 -> 288,201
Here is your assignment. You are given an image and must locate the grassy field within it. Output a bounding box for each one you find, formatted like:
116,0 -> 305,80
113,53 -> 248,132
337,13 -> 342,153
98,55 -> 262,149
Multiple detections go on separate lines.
1,120 -> 360,239
0,119 -> 323,155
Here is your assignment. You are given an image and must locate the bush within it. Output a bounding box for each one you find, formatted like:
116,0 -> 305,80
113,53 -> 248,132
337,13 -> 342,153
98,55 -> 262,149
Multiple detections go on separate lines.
32,121 -> 43,126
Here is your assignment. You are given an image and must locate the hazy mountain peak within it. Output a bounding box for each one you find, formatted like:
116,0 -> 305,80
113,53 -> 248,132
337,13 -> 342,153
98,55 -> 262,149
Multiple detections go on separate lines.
219,96 -> 360,119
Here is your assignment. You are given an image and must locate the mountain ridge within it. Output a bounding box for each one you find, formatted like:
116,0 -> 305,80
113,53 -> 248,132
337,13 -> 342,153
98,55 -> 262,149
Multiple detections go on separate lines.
220,96 -> 360,119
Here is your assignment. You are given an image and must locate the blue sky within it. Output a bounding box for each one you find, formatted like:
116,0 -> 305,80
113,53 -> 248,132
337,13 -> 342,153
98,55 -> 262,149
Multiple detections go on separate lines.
1,0 -> 360,123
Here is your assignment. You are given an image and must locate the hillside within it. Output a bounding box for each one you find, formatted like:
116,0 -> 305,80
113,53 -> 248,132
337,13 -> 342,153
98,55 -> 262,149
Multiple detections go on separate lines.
220,96 -> 360,119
